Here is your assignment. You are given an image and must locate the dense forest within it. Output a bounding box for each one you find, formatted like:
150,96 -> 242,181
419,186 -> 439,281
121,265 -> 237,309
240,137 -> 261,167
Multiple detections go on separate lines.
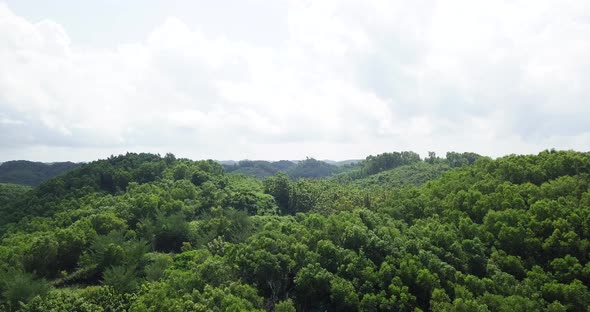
0,161 -> 81,187
222,158 -> 359,179
1,150 -> 589,311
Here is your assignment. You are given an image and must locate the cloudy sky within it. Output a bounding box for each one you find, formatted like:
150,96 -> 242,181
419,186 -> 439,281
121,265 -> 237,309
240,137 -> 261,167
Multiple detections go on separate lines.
1,0 -> 589,162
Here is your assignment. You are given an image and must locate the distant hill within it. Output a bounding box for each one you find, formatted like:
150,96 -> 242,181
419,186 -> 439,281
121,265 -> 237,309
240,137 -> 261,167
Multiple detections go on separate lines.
223,160 -> 297,179
331,151 -> 483,182
222,158 -> 359,179
322,159 -> 362,166
0,160 -> 82,186
350,162 -> 451,188
288,157 -> 340,179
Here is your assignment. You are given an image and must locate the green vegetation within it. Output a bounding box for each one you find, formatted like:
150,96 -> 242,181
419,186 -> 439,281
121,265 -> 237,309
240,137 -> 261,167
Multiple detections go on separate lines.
0,161 -> 81,187
224,160 -> 296,179
0,183 -> 31,205
223,157 -> 357,180
349,162 -> 451,189
1,150 -> 590,311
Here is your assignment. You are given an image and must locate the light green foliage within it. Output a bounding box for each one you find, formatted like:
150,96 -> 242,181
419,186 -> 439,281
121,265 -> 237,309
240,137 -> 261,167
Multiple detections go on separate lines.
351,162 -> 451,189
275,298 -> 296,312
0,150 -> 589,311
18,288 -> 103,312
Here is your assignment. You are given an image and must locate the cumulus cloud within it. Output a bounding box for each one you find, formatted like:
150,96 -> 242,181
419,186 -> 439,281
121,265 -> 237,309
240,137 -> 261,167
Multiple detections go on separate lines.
0,1 -> 589,161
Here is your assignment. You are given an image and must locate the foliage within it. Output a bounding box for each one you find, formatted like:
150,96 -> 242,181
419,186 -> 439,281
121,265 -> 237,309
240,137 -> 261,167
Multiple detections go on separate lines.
0,161 -> 81,187
0,150 -> 589,311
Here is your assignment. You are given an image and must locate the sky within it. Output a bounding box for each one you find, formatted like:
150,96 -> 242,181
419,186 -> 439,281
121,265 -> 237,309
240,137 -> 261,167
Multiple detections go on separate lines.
1,0 -> 589,162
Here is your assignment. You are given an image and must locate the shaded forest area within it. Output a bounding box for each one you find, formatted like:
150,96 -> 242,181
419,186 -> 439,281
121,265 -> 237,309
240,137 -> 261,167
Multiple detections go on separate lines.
0,161 -> 81,187
1,150 -> 590,311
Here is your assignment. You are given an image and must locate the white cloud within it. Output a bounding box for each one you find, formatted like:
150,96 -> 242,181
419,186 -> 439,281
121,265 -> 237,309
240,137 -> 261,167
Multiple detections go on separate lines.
0,1 -> 589,162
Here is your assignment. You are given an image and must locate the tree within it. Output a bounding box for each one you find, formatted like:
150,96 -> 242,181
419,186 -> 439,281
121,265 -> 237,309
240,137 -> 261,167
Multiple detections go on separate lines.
264,173 -> 291,214
23,235 -> 59,278
275,299 -> 296,312
0,269 -> 51,310
102,265 -> 140,293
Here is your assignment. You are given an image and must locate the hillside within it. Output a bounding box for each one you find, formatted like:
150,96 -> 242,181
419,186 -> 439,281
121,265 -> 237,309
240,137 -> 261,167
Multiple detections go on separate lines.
0,161 -> 81,186
224,160 -> 297,179
351,162 -> 452,188
0,150 -> 589,311
224,158 -> 358,180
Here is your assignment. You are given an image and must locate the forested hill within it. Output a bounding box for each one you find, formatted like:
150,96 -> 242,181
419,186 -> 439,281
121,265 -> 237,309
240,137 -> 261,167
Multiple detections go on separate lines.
223,151 -> 479,181
0,160 -> 81,186
222,157 -> 358,179
1,150 -> 590,311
